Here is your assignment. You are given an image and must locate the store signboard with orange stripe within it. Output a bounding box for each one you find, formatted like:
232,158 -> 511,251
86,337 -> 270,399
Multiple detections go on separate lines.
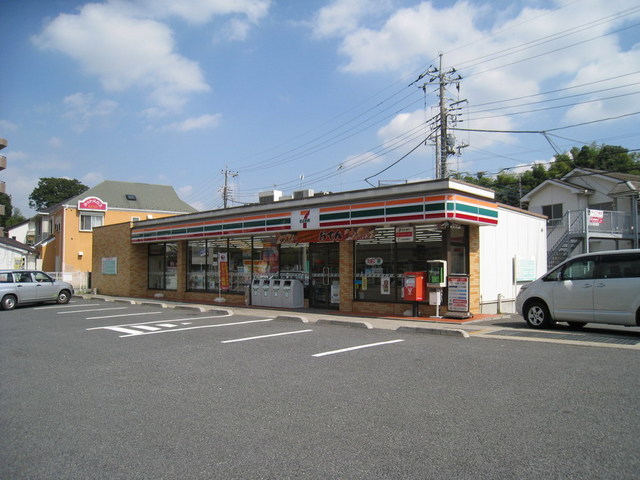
131,193 -> 497,244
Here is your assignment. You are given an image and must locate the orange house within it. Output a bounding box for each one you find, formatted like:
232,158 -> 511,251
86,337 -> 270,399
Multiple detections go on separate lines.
35,180 -> 197,273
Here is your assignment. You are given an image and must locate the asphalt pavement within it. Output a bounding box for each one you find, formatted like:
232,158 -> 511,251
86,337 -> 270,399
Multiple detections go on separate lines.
77,293 -> 517,338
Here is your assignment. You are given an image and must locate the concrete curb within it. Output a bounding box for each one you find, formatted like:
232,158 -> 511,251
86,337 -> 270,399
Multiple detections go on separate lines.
316,319 -> 373,329
137,301 -> 168,308
174,304 -> 208,312
396,326 -> 470,338
273,315 -> 309,323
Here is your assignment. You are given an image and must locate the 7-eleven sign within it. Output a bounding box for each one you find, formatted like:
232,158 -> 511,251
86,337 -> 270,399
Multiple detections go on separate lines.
292,208 -> 319,231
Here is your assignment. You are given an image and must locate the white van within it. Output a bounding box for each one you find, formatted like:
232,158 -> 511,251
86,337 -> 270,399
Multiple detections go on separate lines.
516,249 -> 640,329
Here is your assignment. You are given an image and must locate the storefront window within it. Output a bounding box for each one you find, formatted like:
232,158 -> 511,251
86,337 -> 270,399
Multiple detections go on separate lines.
448,225 -> 468,274
354,225 -> 445,303
187,240 -> 221,291
228,238 -> 252,293
252,236 -> 279,276
279,243 -> 309,284
148,242 -> 177,290
354,241 -> 396,302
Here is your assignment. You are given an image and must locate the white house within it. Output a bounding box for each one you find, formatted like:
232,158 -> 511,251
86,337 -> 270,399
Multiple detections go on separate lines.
0,237 -> 37,270
521,168 -> 640,267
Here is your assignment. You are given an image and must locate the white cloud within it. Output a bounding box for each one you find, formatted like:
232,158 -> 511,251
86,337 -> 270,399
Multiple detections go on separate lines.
0,119 -> 18,132
324,0 -> 640,154
161,113 -> 222,132
47,137 -> 64,148
63,92 -> 118,132
311,0 -> 392,39
117,0 -> 271,25
32,1 -> 272,112
81,172 -> 105,186
33,3 -> 209,111
562,46 -> 640,123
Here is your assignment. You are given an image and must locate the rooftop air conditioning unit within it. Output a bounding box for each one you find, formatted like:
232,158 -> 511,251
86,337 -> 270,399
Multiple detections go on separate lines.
293,189 -> 314,199
259,190 -> 283,204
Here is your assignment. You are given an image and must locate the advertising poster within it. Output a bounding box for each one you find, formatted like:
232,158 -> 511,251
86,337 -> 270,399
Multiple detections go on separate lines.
219,252 -> 229,291
447,275 -> 469,312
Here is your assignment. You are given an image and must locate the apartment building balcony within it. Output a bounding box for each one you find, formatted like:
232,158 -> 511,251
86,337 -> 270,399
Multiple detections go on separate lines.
0,155 -> 6,171
547,209 -> 640,268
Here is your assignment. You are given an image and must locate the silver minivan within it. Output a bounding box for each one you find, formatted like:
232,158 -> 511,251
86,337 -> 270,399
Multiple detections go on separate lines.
516,250 -> 640,329
0,270 -> 74,310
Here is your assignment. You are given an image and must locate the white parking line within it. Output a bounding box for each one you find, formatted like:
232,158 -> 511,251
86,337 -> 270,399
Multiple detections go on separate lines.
86,311 -> 162,320
221,329 -> 313,343
35,303 -> 99,310
312,339 -> 404,357
60,307 -> 129,314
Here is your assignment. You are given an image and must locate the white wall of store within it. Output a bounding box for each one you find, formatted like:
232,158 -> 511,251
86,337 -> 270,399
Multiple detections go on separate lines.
479,207 -> 547,313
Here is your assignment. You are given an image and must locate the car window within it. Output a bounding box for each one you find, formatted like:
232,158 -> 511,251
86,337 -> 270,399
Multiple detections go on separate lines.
34,272 -> 52,283
561,259 -> 595,281
0,273 -> 13,283
543,266 -> 563,281
17,272 -> 33,283
595,254 -> 640,279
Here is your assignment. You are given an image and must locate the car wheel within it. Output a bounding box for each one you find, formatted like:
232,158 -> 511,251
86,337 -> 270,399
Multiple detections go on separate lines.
524,300 -> 553,329
2,295 -> 17,310
56,290 -> 71,304
567,321 -> 587,329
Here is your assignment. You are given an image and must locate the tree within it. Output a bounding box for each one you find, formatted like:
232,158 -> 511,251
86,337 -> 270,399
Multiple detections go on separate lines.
5,207 -> 27,228
459,143 -> 640,208
28,177 -> 89,211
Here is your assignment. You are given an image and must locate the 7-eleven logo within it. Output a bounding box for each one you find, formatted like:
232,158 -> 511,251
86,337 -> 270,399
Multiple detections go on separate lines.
299,210 -> 311,228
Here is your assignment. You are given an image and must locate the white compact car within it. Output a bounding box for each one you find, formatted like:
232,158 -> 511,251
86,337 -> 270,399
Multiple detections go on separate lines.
0,270 -> 74,310
516,250 -> 640,329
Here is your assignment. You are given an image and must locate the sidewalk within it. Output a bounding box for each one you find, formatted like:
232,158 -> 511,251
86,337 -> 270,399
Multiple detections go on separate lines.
79,294 -> 517,338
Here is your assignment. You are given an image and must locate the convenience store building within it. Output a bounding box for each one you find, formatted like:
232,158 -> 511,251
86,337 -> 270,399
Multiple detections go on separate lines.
91,178 -> 547,316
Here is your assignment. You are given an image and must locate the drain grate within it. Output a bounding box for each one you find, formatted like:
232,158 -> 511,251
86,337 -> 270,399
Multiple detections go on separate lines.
489,329 -> 640,346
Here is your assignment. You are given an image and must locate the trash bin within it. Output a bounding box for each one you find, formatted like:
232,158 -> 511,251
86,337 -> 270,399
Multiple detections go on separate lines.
271,279 -> 283,308
282,279 -> 304,308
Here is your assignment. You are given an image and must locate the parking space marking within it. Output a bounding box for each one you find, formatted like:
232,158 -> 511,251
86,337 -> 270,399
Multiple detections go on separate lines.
221,329 -> 313,344
88,318 -> 273,338
87,311 -> 162,320
60,307 -> 129,314
36,303 -> 101,310
312,339 -> 404,357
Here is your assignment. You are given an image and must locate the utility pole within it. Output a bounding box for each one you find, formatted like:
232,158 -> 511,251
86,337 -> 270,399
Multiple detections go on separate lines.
415,53 -> 465,179
221,165 -> 238,209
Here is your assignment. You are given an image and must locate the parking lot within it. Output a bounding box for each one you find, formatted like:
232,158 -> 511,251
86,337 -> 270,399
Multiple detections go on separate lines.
2,298 -> 639,479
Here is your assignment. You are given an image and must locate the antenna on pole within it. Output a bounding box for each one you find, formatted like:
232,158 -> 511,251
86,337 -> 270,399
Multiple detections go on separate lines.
221,165 -> 238,208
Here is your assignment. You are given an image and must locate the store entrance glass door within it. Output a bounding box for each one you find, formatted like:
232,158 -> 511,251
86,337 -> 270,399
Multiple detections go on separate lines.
310,243 -> 340,309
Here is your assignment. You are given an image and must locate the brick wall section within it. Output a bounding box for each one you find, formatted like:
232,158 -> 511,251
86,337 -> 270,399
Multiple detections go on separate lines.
468,225 -> 480,312
339,241 -> 354,311
92,222 -> 134,296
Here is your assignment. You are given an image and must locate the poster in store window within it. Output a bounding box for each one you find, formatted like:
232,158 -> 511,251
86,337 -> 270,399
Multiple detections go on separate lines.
381,276 -> 391,295
219,252 -> 229,291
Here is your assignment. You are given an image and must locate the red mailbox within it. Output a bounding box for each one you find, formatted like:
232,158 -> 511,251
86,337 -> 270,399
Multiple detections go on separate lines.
403,271 -> 426,301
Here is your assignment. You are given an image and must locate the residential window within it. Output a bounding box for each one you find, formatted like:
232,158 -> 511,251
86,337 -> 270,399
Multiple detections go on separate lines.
80,213 -> 104,231
148,242 -> 177,290
541,203 -> 563,220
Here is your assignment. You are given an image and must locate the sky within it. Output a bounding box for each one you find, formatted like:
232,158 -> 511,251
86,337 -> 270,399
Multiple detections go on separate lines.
1,0 -> 639,217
